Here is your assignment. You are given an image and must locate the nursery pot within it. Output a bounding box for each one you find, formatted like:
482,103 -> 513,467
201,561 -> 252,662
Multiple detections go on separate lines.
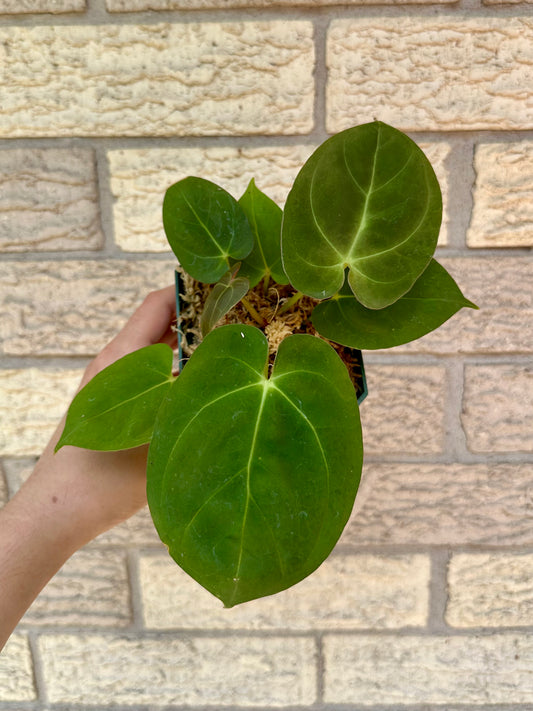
174,269 -> 368,406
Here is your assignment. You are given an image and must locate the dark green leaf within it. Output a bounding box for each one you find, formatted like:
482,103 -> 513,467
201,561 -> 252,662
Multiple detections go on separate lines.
237,179 -> 288,287
147,325 -> 362,607
282,121 -> 442,309
163,177 -> 254,283
55,344 -> 175,452
312,259 -> 478,350
200,265 -> 250,337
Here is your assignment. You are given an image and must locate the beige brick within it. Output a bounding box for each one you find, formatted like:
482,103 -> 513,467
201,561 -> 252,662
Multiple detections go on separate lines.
0,23 -> 314,138
324,634 -> 533,704
140,552 -> 429,630
362,365 -> 446,456
22,549 -> 131,627
341,462 -> 533,547
108,145 -> 314,251
39,634 -> 316,705
109,142 -> 450,251
463,364 -> 533,453
0,368 -> 81,456
0,148 -> 103,253
0,0 -> 85,11
0,634 -> 36,702
447,553 -> 533,628
327,18 -> 533,132
395,257 -> 533,355
468,142 -> 533,248
106,0 -> 451,9
0,259 -> 174,356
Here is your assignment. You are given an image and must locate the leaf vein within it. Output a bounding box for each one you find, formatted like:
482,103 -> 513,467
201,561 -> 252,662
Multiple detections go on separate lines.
351,169 -> 434,268
348,123 -> 381,260
182,193 -> 227,258
271,384 -> 330,495
159,382 -> 262,510
233,383 -> 269,588
63,378 -> 172,443
342,141 -> 368,197
181,469 -> 245,544
309,165 -> 345,260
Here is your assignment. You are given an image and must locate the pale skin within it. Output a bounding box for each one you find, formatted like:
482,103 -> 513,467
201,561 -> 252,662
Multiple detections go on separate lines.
0,286 -> 177,651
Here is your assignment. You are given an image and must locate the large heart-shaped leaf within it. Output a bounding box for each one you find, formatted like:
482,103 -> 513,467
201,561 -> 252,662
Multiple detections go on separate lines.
147,325 -> 362,607
163,177 -> 254,283
55,344 -> 175,452
311,260 -> 478,350
281,121 -> 442,309
237,179 -> 288,287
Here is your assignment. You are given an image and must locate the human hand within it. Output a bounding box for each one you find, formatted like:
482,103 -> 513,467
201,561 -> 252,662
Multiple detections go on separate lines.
39,284 -> 178,540
0,286 -> 177,649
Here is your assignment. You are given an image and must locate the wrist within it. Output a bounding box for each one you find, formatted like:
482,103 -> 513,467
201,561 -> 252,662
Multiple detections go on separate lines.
8,457 -> 94,559
0,466 -> 87,649
32,420 -> 148,544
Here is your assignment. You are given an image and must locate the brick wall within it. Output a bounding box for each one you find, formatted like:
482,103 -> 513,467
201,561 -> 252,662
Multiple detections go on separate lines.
0,0 -> 532,707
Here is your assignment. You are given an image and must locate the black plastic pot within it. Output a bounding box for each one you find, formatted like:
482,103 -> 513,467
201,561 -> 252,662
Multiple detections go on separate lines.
174,269 -> 368,406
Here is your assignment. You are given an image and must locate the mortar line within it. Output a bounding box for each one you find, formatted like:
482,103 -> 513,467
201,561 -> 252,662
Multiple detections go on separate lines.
27,632 -> 47,706
4,352 -> 530,368
3,705 -> 533,711
3,129 -> 533,150
445,135 -> 476,251
86,0 -> 113,22
335,542 -> 533,555
362,451 -> 533,465
25,624 -> 533,640
94,142 -> 123,256
2,245 -> 530,263
2,4 -> 533,26
311,15 -> 329,140
444,357 -> 470,461
315,632 -> 325,705
427,548 -> 451,633
125,548 -> 146,631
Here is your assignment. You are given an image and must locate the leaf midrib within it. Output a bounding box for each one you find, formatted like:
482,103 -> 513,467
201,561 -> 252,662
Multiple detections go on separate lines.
164,365 -> 332,603
347,124 -> 380,261
182,192 -> 230,258
232,382 -> 270,593
61,375 -> 173,444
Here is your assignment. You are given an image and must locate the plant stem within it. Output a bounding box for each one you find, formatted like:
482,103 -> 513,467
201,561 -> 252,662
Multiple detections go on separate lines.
277,291 -> 304,316
241,297 -> 267,327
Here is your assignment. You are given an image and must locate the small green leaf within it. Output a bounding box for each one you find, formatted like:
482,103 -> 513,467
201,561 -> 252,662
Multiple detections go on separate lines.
163,177 -> 254,283
55,344 -> 175,452
282,121 -> 442,309
147,325 -> 362,607
237,179 -> 288,287
312,260 -> 478,350
200,265 -> 250,337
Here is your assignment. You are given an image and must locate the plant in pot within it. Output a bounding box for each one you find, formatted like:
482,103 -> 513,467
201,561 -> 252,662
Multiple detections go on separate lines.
56,121 -> 477,608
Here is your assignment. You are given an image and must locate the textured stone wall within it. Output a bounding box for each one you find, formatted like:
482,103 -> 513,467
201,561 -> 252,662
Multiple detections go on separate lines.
0,0 -> 532,708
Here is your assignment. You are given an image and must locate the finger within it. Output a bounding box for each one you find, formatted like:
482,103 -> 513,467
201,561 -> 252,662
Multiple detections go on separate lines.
114,285 -> 177,351
84,286 -> 177,380
158,324 -> 179,349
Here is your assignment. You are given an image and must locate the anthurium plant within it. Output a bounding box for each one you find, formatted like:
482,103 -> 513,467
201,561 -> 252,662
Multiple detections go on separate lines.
56,121 -> 477,608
